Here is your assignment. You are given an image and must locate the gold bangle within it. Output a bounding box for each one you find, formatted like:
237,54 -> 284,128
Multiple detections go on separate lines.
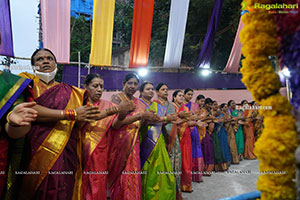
6,111 -> 20,127
61,110 -> 65,119
74,109 -> 78,120
6,111 -> 13,124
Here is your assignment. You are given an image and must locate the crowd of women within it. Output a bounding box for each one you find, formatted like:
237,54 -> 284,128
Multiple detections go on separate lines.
0,48 -> 263,200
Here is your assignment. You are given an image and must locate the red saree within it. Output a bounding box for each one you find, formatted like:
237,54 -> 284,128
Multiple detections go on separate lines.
108,94 -> 146,200
77,99 -> 116,200
174,103 -> 192,192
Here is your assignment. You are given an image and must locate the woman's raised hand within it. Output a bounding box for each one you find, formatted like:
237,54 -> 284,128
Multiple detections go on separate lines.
8,102 -> 38,126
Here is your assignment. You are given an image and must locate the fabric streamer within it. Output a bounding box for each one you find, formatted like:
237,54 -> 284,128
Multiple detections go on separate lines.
223,19 -> 244,73
129,0 -> 155,68
0,0 -> 14,57
90,0 -> 115,66
163,0 -> 190,68
196,0 -> 224,68
41,0 -> 70,63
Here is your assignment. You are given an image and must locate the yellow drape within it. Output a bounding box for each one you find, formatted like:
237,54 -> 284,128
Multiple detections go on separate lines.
90,0 -> 116,66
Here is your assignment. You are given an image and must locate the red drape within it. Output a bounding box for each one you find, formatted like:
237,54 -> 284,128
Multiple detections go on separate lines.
129,0 -> 154,68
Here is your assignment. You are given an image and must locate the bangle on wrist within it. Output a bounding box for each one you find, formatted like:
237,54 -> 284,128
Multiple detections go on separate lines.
64,109 -> 76,120
6,111 -> 21,127
163,116 -> 168,123
105,106 -> 119,116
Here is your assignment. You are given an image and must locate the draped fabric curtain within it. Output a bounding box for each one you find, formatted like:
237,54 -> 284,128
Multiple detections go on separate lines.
223,19 -> 244,73
0,0 -> 14,57
41,0 -> 70,63
163,0 -> 190,68
196,0 -> 224,68
129,0 -> 155,68
90,0 -> 115,66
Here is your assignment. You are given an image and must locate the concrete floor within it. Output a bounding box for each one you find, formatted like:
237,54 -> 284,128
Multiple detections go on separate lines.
182,159 -> 260,200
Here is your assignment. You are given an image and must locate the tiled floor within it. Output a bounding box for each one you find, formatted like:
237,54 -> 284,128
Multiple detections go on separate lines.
182,159 -> 260,200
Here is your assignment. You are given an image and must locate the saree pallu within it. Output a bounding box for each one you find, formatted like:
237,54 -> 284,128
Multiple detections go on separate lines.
0,71 -> 31,198
199,108 -> 214,175
140,102 -> 175,200
18,72 -> 59,100
19,83 -> 84,200
185,102 -> 204,183
108,96 -> 146,200
243,110 -> 256,160
211,123 -> 228,172
79,99 -> 116,200
154,100 -> 182,200
224,122 -> 239,164
174,104 -> 192,192
254,116 -> 263,141
231,110 -> 244,156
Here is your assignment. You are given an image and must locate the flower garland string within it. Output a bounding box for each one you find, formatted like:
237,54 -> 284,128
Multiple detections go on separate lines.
240,0 -> 299,199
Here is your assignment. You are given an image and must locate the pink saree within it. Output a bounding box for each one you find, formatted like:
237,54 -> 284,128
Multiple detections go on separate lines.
108,94 -> 146,200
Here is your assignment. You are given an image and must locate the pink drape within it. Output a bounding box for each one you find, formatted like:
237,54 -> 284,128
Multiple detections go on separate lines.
41,0 -> 70,63
223,19 -> 244,73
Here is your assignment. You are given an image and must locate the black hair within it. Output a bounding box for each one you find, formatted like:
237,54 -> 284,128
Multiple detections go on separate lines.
250,101 -> 255,106
184,88 -> 193,94
122,73 -> 140,85
84,73 -> 102,86
139,81 -> 153,94
31,48 -> 57,66
241,100 -> 248,105
196,94 -> 205,101
227,100 -> 234,106
156,82 -> 168,91
172,90 -> 182,102
212,100 -> 217,104
220,103 -> 226,109
204,98 -> 213,105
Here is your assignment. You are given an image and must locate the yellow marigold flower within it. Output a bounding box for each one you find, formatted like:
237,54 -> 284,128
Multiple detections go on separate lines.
249,73 -> 281,101
259,94 -> 292,116
263,115 -> 296,131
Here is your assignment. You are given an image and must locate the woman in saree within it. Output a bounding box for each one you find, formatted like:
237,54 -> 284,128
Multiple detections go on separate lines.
200,98 -> 215,175
218,104 -> 233,166
153,83 -> 182,199
228,100 -> 245,161
210,101 -> 228,171
252,102 -> 263,141
241,100 -> 256,160
16,48 -> 100,200
183,88 -> 205,183
139,81 -> 177,200
172,90 -> 193,192
108,73 -> 160,200
78,74 -> 135,200
0,70 -> 38,198
223,101 -> 239,164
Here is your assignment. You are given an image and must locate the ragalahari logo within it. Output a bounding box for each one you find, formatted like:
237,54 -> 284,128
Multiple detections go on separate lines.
241,1 -> 254,15
241,1 -> 299,15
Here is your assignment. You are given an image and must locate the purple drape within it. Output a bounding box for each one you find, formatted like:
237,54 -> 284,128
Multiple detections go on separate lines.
196,0 -> 224,68
62,65 -> 246,90
0,0 -> 14,57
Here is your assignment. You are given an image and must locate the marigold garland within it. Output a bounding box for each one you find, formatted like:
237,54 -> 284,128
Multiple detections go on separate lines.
240,0 -> 299,199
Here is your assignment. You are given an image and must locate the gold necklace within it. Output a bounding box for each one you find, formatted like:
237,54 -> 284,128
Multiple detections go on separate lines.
141,97 -> 151,105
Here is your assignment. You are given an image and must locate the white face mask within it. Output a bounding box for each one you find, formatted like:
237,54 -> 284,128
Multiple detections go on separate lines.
34,67 -> 57,84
